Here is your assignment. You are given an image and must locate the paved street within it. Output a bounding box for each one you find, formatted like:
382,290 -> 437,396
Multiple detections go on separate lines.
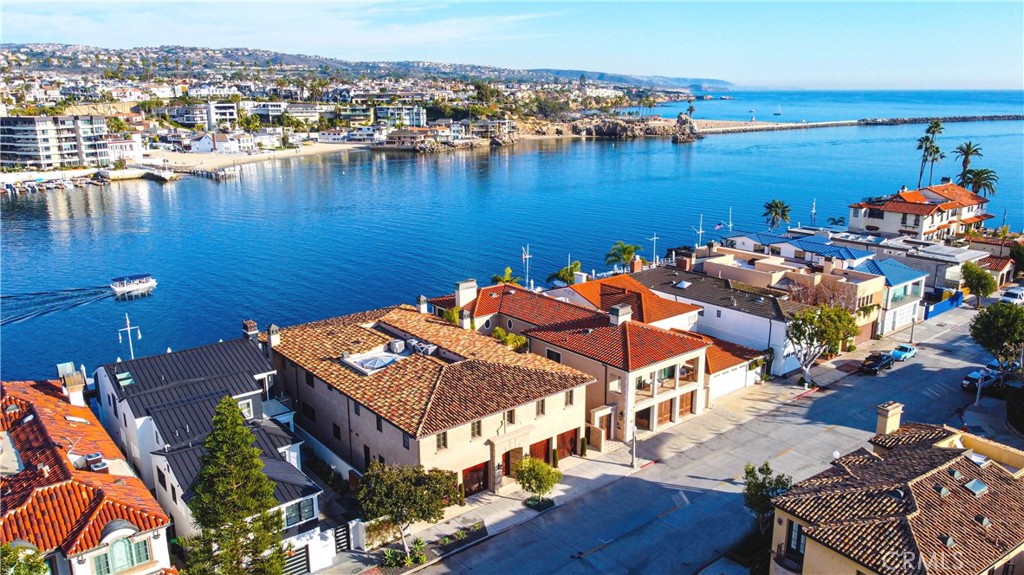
421,308 -> 999,575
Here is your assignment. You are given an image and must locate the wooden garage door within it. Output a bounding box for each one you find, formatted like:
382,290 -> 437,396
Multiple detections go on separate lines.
657,399 -> 673,426
530,438 -> 551,463
678,392 -> 694,417
462,461 -> 488,496
556,428 -> 578,459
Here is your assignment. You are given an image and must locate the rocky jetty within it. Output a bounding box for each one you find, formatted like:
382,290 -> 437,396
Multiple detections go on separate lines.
569,115 -> 699,142
489,133 -> 521,147
858,115 -> 1024,126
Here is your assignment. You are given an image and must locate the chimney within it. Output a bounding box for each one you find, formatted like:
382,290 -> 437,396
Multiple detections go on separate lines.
416,294 -> 429,314
243,319 -> 258,343
267,324 -> 280,354
875,401 -> 904,436
573,271 -> 588,285
610,304 -> 632,326
454,279 -> 478,309
629,257 -> 643,273
458,308 -> 473,330
61,372 -> 87,408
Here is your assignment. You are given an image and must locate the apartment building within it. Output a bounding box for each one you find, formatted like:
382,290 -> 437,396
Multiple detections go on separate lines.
770,402 -> 1024,575
267,305 -> 594,497
374,105 -> 427,127
1,377 -> 172,575
0,115 -> 110,169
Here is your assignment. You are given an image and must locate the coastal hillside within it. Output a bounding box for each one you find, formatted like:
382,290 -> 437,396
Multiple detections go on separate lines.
0,43 -> 732,88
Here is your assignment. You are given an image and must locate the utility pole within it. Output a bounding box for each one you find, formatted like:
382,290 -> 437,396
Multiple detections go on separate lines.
118,313 -> 142,360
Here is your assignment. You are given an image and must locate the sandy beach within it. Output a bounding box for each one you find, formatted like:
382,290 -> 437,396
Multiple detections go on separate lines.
142,142 -> 370,172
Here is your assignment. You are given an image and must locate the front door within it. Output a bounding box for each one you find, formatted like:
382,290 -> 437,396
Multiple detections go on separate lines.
530,438 -> 551,463
599,414 -> 611,440
657,399 -> 673,426
635,407 -> 652,431
556,428 -> 578,459
462,462 -> 488,496
362,445 -> 371,472
678,392 -> 694,417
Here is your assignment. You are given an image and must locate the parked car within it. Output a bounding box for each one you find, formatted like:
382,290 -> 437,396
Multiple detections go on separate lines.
891,344 -> 918,361
984,359 -> 1022,377
961,370 -> 997,392
860,353 -> 895,375
999,287 -> 1024,305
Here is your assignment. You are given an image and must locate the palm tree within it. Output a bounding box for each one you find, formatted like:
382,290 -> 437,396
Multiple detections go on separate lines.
491,267 -> 522,285
762,200 -> 792,231
686,104 -> 696,118
827,216 -> 846,227
927,144 -> 945,186
916,120 -> 944,188
605,241 -> 642,267
547,260 -> 582,285
953,141 -> 983,183
960,168 -> 999,197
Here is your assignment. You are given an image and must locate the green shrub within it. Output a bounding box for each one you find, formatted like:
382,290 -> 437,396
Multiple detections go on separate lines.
551,448 -> 559,469
380,548 -> 404,568
453,529 -> 467,541
513,456 -> 562,499
580,439 -> 587,457
439,536 -> 451,545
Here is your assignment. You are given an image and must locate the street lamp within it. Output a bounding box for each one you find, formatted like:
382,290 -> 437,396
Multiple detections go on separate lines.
630,425 -> 638,469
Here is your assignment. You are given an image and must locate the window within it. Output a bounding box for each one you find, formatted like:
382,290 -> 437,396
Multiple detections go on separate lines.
505,409 -> 516,424
471,420 -> 482,438
171,485 -> 177,503
546,349 -> 562,363
659,366 -> 675,380
698,310 -> 704,317
237,399 -> 253,419
914,215 -> 921,226
436,431 -> 448,450
402,432 -> 410,449
304,371 -> 314,388
507,319 -> 513,329
122,414 -> 126,427
635,375 -> 645,390
901,213 -> 908,225
157,469 -> 166,490
354,402 -> 361,416
565,389 -> 574,406
536,399 -> 546,417
376,415 -> 383,432
332,423 -> 341,440
786,520 -> 806,562
609,378 -> 622,393
484,319 -> 491,329
302,402 -> 316,422
715,310 -> 722,318
93,538 -> 151,575
284,497 -> 315,527
794,250 -> 806,259
769,246 -> 781,256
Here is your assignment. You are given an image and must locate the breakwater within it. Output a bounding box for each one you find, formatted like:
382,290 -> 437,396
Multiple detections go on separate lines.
698,114 -> 1023,136
858,115 -> 1024,125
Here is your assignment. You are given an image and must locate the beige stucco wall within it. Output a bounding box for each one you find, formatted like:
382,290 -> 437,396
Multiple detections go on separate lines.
802,540 -> 876,575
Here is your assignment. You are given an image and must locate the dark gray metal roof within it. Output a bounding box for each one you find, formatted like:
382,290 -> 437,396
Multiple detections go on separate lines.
631,268 -> 807,322
149,393 -> 226,450
101,338 -> 272,402
154,425 -> 318,506
124,371 -> 260,418
251,418 -> 302,453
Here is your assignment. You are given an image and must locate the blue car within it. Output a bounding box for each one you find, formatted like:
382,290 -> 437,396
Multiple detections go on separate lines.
891,344 -> 917,361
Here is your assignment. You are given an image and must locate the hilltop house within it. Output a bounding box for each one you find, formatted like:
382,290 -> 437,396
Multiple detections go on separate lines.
266,305 -> 594,498
1,377 -> 172,575
847,182 -> 992,241
770,402 -> 1024,575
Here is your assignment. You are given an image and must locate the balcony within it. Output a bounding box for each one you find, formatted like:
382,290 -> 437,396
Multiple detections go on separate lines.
772,545 -> 803,575
635,372 -> 698,400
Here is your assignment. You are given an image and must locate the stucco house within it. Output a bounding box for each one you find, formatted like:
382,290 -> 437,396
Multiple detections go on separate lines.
847,182 -> 992,241
770,402 -> 1024,575
852,258 -> 928,336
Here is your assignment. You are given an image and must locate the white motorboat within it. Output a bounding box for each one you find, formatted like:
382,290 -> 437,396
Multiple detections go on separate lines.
110,274 -> 157,297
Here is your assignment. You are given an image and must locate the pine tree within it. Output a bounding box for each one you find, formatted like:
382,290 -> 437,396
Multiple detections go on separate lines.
183,397 -> 285,575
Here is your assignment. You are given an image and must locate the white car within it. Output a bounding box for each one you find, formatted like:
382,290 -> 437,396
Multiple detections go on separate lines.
1000,287 -> 1024,305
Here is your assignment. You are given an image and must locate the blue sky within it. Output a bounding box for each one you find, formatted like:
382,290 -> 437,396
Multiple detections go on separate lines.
3,1 -> 1023,89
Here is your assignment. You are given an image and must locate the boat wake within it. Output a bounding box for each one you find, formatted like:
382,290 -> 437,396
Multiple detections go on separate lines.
0,287 -> 113,326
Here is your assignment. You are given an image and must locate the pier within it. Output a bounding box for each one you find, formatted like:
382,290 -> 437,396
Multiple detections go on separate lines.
697,114 -> 1024,136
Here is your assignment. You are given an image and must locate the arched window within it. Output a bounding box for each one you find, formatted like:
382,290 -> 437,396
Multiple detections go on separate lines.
507,319 -> 513,330
109,539 -> 133,571
484,319 -> 491,329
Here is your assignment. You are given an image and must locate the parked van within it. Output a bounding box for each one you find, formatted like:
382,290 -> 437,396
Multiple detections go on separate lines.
999,287 -> 1024,305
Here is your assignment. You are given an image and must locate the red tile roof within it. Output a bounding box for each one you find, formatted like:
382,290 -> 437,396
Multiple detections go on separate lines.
979,255 -> 1013,272
566,275 -> 702,323
879,200 -> 939,216
960,213 -> 996,225
671,331 -> 765,374
923,182 -> 989,206
528,319 -> 709,371
429,284 -> 603,327
0,381 -> 169,557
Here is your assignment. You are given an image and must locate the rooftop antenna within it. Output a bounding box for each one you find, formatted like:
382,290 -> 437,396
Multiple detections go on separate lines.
810,198 -> 817,227
521,245 -> 532,288
691,214 -> 705,248
727,207 -> 734,232
646,232 -> 659,265
117,313 -> 142,361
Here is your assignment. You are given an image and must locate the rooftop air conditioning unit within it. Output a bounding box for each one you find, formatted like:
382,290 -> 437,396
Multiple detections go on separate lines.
90,461 -> 110,474
420,344 -> 438,356
389,339 -> 405,354
85,452 -> 103,467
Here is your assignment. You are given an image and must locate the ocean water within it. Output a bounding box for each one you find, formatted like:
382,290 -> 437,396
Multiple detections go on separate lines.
2,92 -> 1022,378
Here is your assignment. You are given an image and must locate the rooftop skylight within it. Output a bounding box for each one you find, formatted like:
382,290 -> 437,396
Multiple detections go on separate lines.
963,478 -> 989,498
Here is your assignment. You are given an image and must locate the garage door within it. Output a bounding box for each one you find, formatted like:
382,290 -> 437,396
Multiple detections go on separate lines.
709,368 -> 748,402
855,322 -> 873,343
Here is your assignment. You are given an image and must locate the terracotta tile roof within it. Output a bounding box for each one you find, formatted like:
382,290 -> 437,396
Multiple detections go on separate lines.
775,425 -> 1024,575
567,275 -> 702,323
960,213 -> 995,225
0,381 -> 169,557
271,306 -> 593,437
670,331 -> 765,374
429,284 -> 603,327
868,422 -> 958,450
923,182 -> 989,206
879,200 -> 939,216
979,255 -> 1013,272
969,235 -> 1022,247
897,190 -> 929,203
527,319 -> 709,371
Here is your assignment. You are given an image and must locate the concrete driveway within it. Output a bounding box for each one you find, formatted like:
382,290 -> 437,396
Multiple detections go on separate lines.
421,308 -> 993,575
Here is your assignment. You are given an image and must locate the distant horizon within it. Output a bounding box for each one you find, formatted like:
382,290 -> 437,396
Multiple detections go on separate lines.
3,2 -> 1022,90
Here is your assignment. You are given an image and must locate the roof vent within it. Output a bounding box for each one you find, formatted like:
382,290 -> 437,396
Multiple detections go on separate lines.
4,404 -> 19,414
963,478 -> 989,498
934,484 -> 951,498
507,289 -> 516,295
583,328 -> 594,335
490,292 -> 498,298
940,535 -> 955,548
888,488 -> 905,500
948,469 -> 964,481
755,296 -> 765,303
90,461 -> 110,474
975,515 -> 992,528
